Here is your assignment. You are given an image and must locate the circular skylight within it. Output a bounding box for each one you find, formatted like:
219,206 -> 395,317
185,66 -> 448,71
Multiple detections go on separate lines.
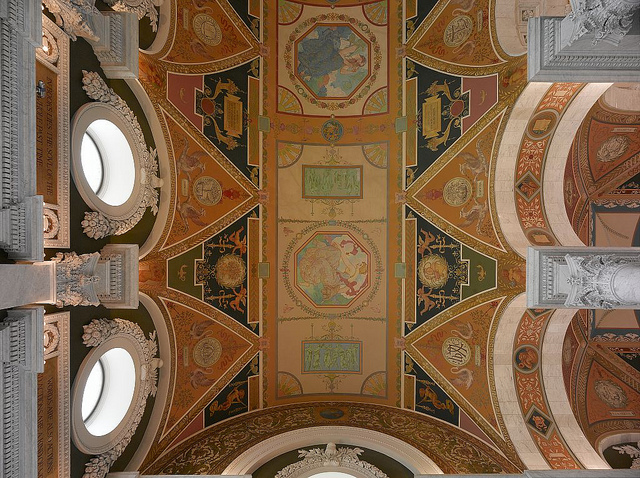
80,119 -> 135,206
82,347 -> 136,437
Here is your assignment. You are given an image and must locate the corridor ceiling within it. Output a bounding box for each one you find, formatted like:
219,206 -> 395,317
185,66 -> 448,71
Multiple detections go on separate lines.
135,0 -> 542,473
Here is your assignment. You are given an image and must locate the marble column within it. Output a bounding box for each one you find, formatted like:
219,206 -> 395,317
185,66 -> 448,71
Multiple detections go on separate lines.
527,247 -> 640,309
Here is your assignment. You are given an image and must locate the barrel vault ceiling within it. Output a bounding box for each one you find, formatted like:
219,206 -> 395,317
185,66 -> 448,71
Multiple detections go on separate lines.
135,0 -> 536,473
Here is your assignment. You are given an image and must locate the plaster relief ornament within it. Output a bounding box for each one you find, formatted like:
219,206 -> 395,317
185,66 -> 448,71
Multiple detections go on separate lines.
41,0 -> 101,41
564,254 -> 640,309
81,318 -> 162,478
612,441 -> 640,469
52,251 -> 101,307
80,71 -> 162,239
596,135 -> 630,162
594,379 -> 628,408
565,0 -> 640,47
103,0 -> 164,32
275,443 -> 388,478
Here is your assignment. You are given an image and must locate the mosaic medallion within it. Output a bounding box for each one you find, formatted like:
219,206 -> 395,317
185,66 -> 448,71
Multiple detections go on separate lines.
514,345 -> 538,373
294,231 -> 370,307
193,337 -> 222,367
443,177 -> 472,207
417,254 -> 449,289
192,14 -> 222,46
527,110 -> 558,139
215,254 -> 246,288
295,24 -> 369,99
443,15 -> 473,48
282,220 -> 383,319
193,176 -> 222,206
321,118 -> 344,143
442,336 -> 471,366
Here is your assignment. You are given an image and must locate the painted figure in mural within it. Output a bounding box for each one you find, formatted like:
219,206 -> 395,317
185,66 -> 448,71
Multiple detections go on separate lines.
297,234 -> 369,306
297,25 -> 368,98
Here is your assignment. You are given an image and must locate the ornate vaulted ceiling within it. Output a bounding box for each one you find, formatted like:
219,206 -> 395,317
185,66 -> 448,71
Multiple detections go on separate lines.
134,0 -> 536,473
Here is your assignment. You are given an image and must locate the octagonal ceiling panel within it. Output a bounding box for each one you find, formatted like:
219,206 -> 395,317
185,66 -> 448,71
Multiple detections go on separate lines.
278,3 -> 387,116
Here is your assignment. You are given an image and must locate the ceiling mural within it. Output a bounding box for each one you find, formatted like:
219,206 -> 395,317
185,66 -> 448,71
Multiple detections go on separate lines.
130,0 -> 550,472
563,313 -> 640,454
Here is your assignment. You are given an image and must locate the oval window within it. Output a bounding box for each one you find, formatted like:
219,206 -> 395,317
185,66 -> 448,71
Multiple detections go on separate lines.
82,347 -> 136,437
80,119 -> 136,206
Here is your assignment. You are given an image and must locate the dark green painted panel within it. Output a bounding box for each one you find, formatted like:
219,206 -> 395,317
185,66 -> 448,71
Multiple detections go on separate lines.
168,244 -> 204,299
461,245 -> 496,299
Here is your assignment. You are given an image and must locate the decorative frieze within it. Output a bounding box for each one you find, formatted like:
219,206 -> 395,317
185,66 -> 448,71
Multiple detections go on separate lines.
0,0 -> 44,261
39,312 -> 71,478
37,15 -> 71,249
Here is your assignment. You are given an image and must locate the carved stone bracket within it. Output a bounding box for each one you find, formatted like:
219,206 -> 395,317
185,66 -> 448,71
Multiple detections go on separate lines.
41,0 -> 100,41
527,247 -> 640,309
564,0 -> 640,47
275,443 -> 388,478
79,318 -> 161,478
104,0 -> 164,32
79,71 -> 161,239
527,0 -> 640,82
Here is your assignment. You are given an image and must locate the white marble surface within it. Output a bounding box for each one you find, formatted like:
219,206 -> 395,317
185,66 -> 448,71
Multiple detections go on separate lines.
0,262 -> 55,309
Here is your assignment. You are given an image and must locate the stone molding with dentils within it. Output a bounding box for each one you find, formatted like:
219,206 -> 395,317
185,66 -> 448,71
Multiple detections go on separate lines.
275,443 -> 388,478
527,15 -> 640,82
80,318 -> 162,478
80,71 -> 162,239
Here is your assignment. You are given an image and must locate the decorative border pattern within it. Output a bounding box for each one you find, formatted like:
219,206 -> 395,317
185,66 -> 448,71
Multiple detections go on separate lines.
514,83 -> 584,246
513,309 -> 582,469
